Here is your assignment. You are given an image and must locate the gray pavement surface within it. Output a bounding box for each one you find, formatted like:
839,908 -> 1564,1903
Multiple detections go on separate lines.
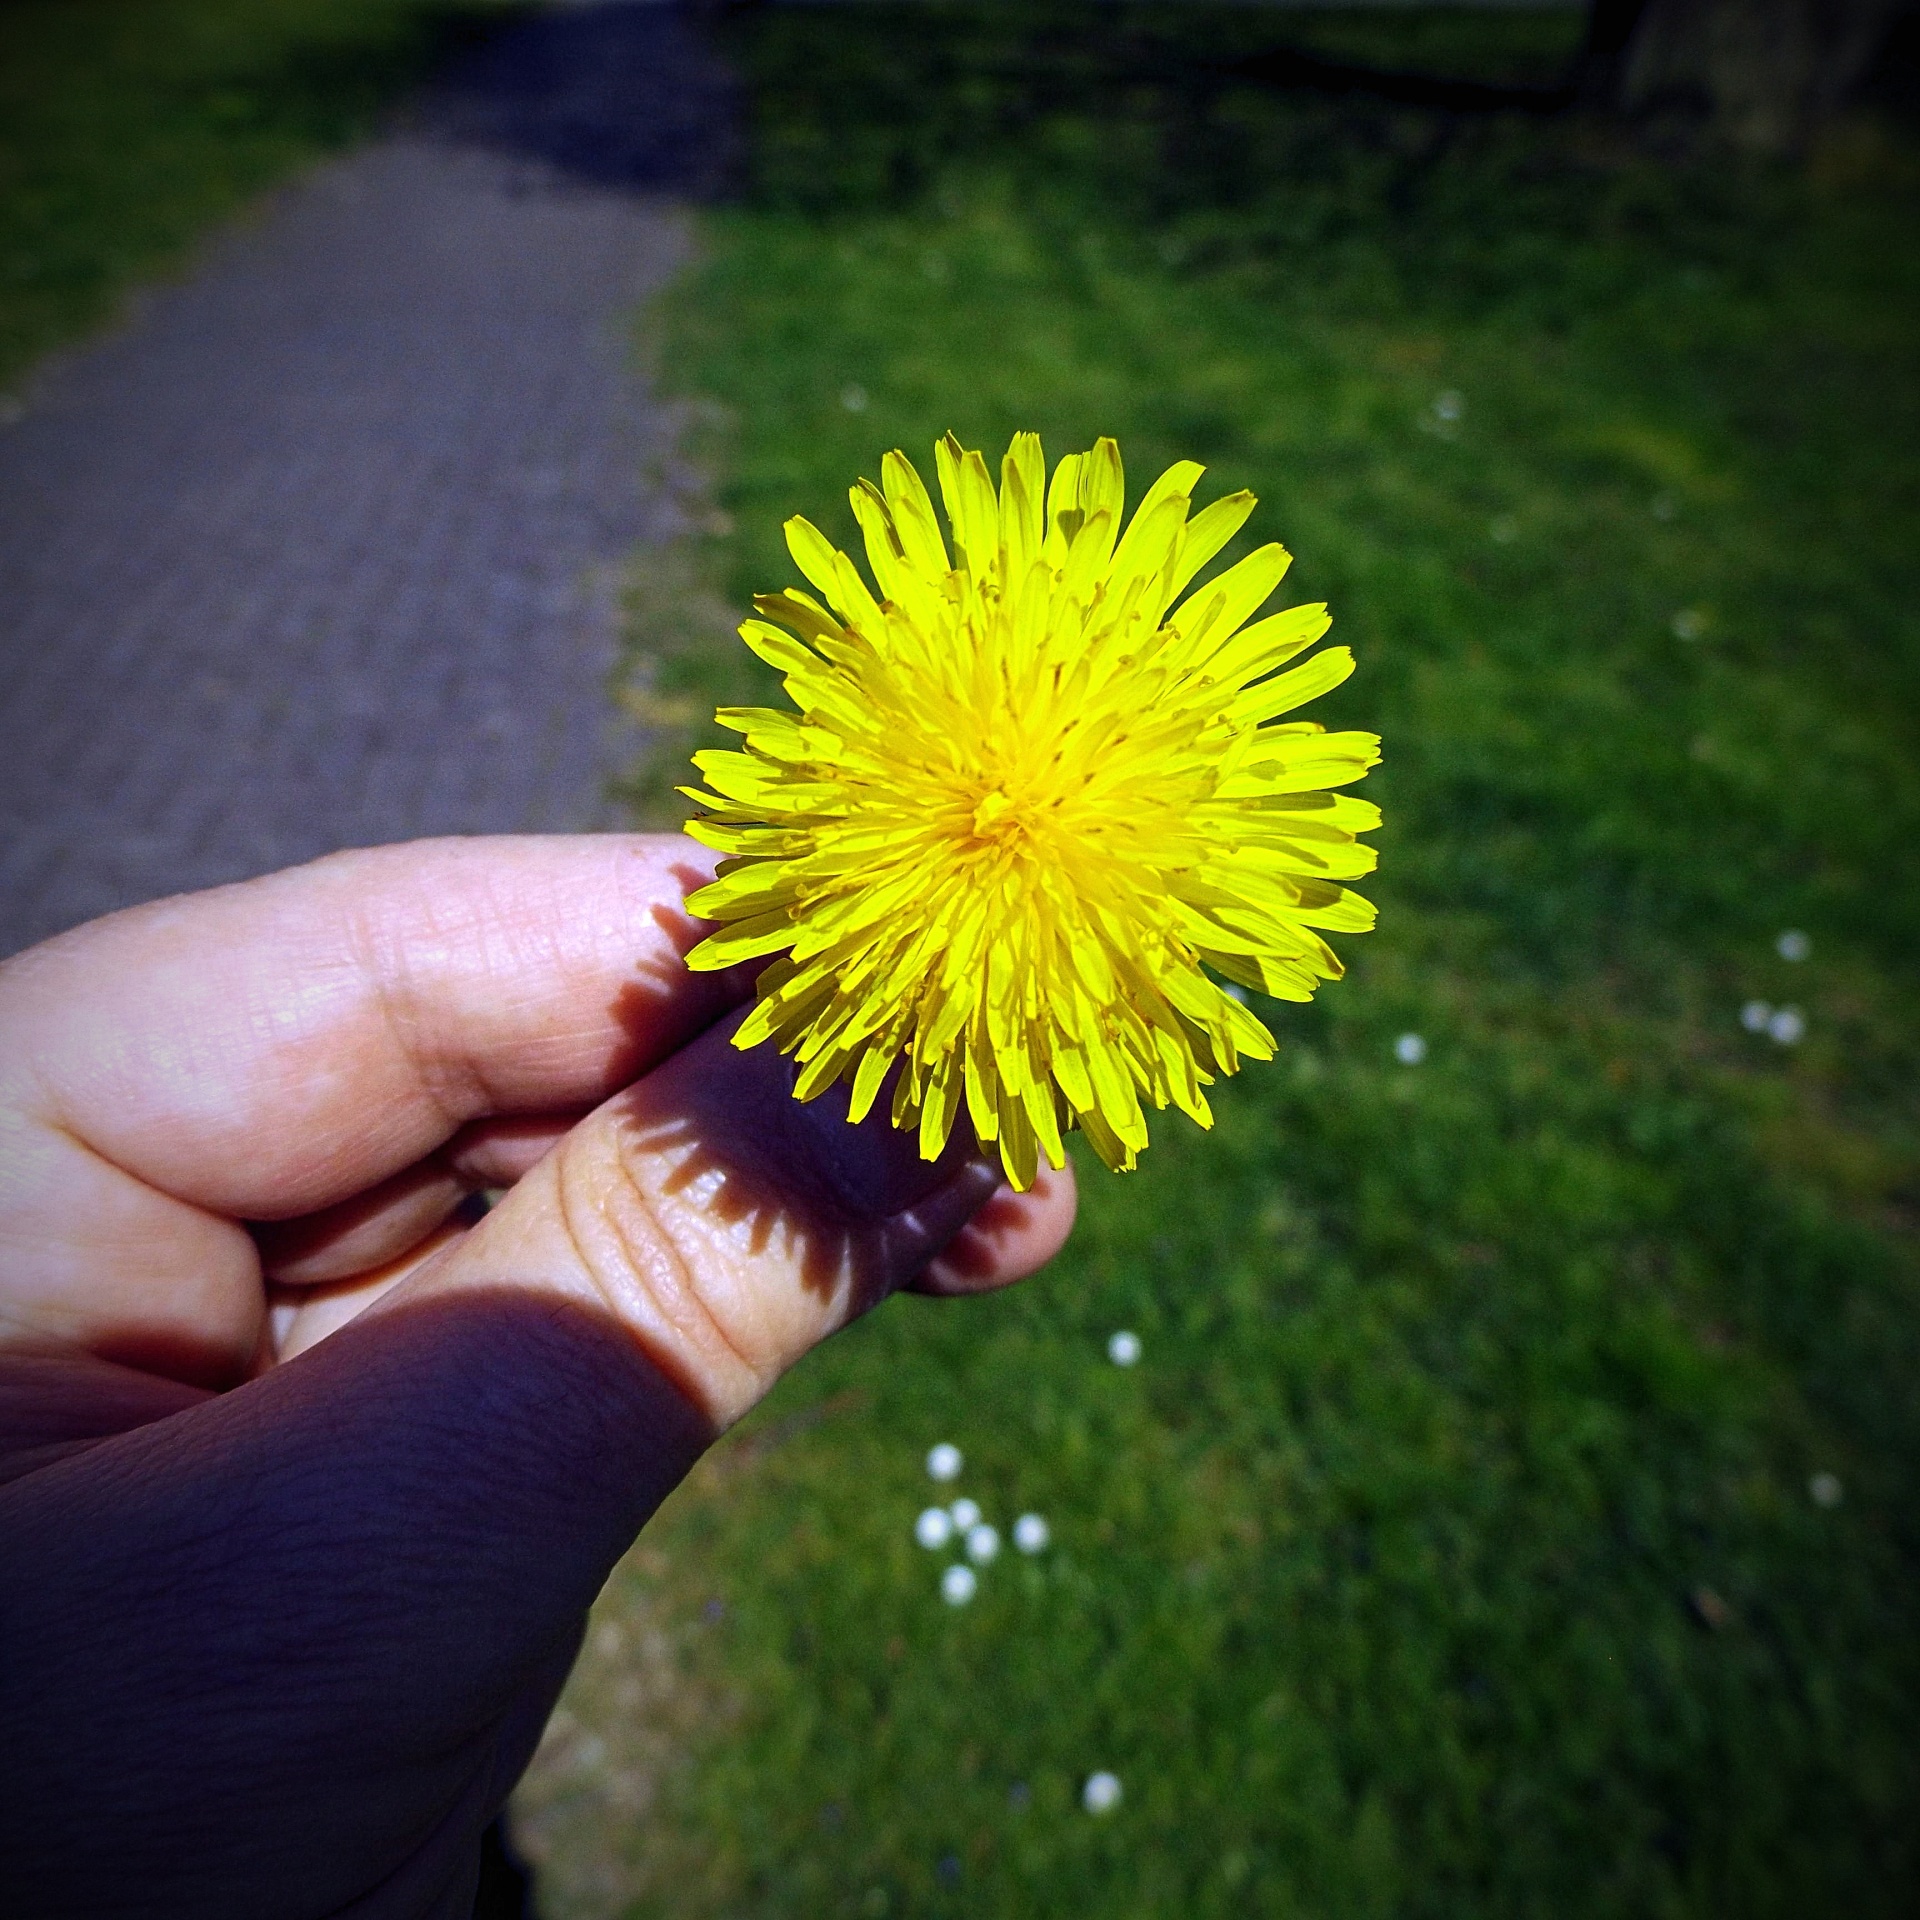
0,2 -> 735,959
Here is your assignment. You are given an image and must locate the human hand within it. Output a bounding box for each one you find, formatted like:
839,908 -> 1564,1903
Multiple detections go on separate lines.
0,836 -> 1075,1919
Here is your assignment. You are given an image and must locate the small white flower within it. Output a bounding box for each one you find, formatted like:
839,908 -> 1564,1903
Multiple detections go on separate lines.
915,1507 -> 954,1550
948,1497 -> 982,1533
1082,1771 -> 1123,1815
1013,1513 -> 1050,1554
1394,1032 -> 1427,1066
840,383 -> 869,413
1671,607 -> 1705,641
1740,999 -> 1772,1033
1433,390 -> 1464,423
1107,1330 -> 1142,1367
926,1442 -> 963,1483
1776,929 -> 1811,963
940,1564 -> 977,1606
1809,1471 -> 1843,1509
966,1523 -> 1001,1565
1767,1006 -> 1805,1046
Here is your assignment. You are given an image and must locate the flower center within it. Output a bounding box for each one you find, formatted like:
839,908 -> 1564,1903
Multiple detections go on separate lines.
970,786 -> 1022,839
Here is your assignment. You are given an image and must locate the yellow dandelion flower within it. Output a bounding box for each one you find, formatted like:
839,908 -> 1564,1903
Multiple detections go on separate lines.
681,432 -> 1381,1192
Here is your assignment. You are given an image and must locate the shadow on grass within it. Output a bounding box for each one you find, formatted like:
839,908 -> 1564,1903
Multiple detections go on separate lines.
411,0 -> 741,194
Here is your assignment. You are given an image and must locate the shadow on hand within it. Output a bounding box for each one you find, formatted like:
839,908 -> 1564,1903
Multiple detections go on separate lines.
610,1000 -> 1000,1320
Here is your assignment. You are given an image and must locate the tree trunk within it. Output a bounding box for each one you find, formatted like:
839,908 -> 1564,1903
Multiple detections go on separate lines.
1581,0 -> 1912,148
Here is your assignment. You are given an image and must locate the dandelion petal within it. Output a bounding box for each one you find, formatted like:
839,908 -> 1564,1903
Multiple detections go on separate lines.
682,435 -> 1381,1190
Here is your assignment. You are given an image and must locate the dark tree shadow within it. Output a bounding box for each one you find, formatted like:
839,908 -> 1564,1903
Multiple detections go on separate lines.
409,0 -> 742,196
1216,40 -> 1573,116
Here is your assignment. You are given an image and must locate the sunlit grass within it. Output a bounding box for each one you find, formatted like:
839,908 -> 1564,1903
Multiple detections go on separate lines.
0,0 -> 510,391
548,7 -> 1920,1914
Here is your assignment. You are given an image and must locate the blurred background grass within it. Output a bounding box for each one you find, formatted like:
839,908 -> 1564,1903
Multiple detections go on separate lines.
527,5 -> 1920,1916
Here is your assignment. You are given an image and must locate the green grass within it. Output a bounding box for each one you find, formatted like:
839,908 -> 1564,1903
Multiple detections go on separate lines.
530,7 -> 1920,1915
0,0 -> 512,392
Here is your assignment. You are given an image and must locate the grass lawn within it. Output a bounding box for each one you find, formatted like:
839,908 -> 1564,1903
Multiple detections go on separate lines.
521,7 -> 1920,1916
0,0 -> 512,393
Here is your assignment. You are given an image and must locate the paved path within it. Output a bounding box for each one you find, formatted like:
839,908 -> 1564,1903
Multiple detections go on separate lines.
0,2 -> 733,959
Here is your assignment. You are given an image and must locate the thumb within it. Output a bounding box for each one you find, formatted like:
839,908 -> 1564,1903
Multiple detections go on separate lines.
401,1006 -> 1073,1433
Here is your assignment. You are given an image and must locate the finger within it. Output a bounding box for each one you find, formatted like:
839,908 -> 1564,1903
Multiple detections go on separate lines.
911,1164 -> 1077,1297
0,1350 -> 213,1486
257,1149 -> 1078,1365
443,1113 -> 583,1187
0,834 -> 747,1222
393,1008 -> 1068,1430
253,1163 -> 468,1286
0,1115 -> 260,1387
0,836 -> 749,1380
252,1114 -> 582,1287
266,1220 -> 469,1366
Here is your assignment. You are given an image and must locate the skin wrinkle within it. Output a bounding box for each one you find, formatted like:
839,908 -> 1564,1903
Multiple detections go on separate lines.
332,853 -> 720,1165
553,1127 -> 768,1422
353,892 -> 492,1148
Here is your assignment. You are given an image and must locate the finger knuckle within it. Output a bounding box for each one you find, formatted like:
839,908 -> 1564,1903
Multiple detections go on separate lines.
550,1127 -> 769,1419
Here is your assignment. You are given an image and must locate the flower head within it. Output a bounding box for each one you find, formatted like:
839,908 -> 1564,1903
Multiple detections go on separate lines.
682,433 -> 1380,1190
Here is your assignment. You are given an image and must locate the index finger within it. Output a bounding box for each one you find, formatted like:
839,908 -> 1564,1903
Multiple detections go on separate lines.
0,835 -> 748,1220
